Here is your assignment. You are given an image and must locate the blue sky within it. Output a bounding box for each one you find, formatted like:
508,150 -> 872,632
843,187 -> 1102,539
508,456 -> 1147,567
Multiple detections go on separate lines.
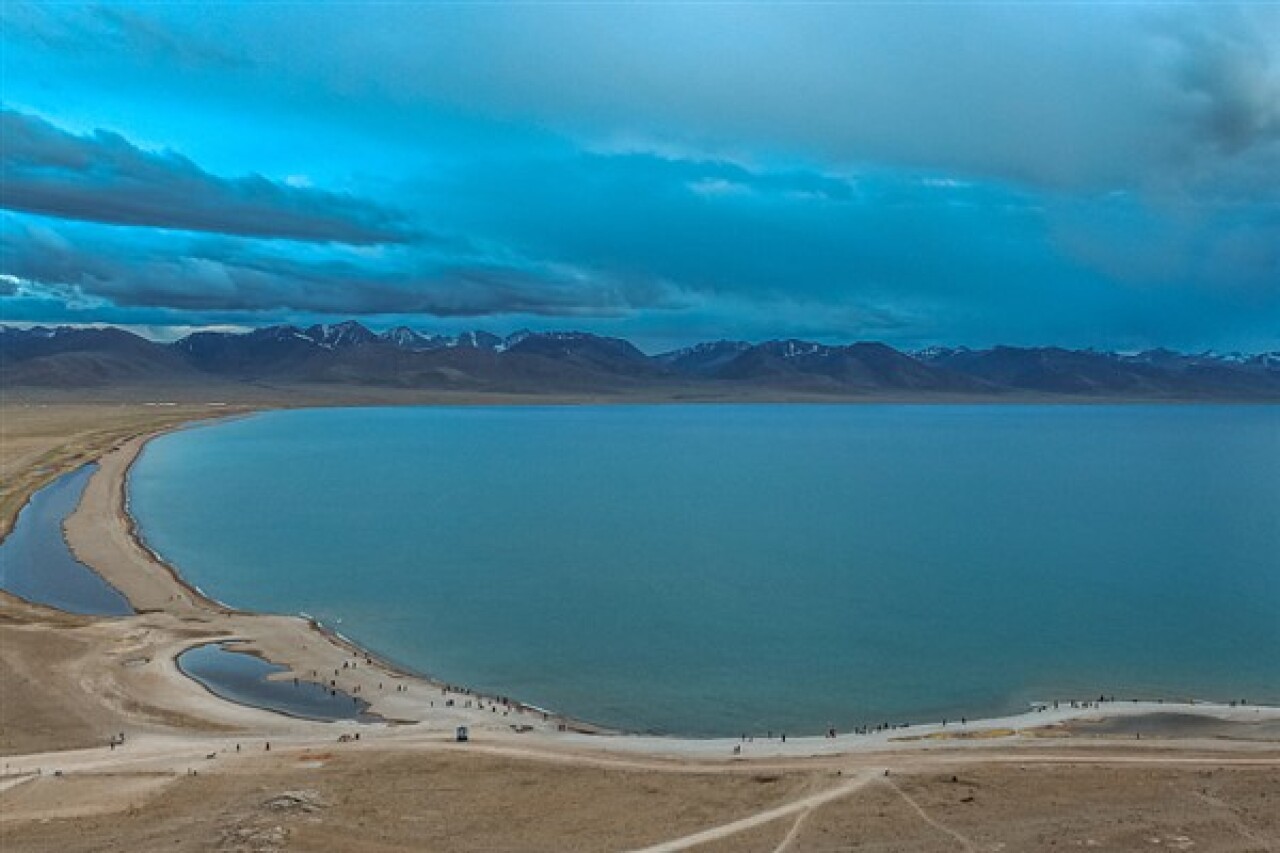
1,2 -> 1277,352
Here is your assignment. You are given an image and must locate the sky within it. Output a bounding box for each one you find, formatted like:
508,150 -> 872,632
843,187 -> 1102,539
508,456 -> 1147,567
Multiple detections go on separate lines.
1,1 -> 1278,353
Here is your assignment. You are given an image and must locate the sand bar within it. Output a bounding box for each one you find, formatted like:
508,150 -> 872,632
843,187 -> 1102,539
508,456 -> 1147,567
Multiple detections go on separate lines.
3,402 -> 1278,851
42,415 -> 1280,753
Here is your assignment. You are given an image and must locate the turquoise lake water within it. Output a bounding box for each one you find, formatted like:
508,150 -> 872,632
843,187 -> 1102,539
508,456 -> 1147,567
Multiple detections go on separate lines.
129,405 -> 1280,736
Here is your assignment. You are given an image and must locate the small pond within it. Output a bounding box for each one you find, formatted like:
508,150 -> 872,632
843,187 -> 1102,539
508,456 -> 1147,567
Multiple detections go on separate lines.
177,642 -> 374,722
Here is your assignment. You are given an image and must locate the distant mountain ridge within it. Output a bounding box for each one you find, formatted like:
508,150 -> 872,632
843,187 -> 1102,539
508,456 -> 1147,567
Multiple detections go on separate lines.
3,322 -> 1278,399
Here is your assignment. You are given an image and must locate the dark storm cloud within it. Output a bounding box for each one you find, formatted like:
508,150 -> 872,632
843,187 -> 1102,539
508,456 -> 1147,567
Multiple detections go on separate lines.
1164,8 -> 1280,156
173,2 -> 1274,194
0,215 -> 677,318
0,110 -> 414,244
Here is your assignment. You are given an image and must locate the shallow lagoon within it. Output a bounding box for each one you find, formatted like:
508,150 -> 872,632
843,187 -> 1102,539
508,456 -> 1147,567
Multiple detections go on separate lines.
177,642 -> 372,722
131,405 -> 1280,736
0,465 -> 132,616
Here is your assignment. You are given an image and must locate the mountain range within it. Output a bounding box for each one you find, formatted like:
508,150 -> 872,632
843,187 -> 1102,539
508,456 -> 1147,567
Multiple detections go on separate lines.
3,321 -> 1278,400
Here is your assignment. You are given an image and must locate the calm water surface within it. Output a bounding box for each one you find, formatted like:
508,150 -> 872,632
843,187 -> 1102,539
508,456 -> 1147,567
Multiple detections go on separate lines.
0,465 -> 132,616
177,643 -> 371,722
131,406 -> 1280,735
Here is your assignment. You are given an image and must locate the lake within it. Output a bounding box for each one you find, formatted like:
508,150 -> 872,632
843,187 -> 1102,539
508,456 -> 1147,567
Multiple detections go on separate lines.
0,465 -> 133,616
129,405 -> 1280,736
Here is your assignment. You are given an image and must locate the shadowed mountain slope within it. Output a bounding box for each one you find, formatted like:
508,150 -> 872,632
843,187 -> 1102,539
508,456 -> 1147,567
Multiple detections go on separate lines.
3,323 -> 1277,399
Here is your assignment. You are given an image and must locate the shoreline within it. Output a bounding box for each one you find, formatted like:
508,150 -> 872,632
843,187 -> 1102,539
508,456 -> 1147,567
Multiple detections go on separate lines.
122,431 -> 601,730
173,641 -> 378,724
5,404 -> 1278,757
114,415 -> 246,615
61,417 -> 608,738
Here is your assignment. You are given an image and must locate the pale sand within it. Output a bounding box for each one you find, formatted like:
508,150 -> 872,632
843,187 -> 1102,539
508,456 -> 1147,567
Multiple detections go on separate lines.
0,402 -> 253,540
59,428 -> 579,739
2,401 -> 1278,851
58,421 -> 1280,756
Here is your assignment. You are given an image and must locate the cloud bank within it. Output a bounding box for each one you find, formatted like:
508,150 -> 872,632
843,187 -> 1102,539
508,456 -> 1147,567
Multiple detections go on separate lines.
0,109 -> 413,244
1,2 -> 1276,351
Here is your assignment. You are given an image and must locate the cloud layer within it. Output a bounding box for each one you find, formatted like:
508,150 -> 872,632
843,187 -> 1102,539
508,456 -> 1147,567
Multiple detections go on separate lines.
0,109 -> 413,244
1,219 -> 684,321
1,2 -> 1277,351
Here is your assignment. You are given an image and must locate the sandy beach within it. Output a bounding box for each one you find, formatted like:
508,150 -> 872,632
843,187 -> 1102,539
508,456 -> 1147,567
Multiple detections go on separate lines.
2,400 -> 1278,852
